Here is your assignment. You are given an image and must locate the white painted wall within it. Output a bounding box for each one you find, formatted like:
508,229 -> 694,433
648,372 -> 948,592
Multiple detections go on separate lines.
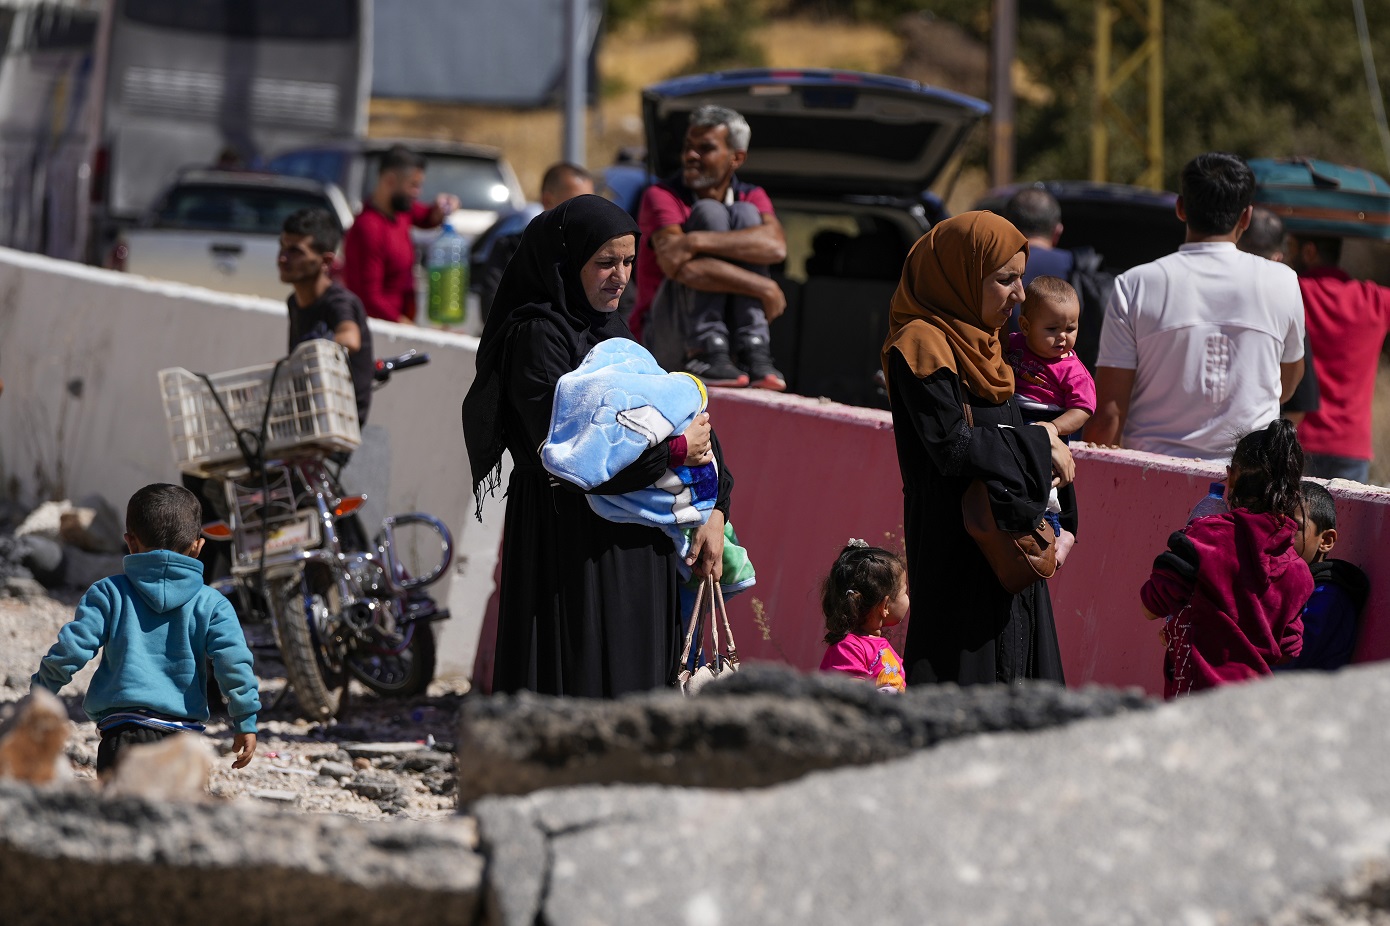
0,247 -> 501,680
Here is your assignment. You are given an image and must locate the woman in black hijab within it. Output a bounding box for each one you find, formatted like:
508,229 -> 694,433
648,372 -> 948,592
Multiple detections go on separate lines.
463,195 -> 732,697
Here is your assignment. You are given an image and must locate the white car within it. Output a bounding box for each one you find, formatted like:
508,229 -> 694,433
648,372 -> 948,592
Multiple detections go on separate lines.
117,170 -> 355,300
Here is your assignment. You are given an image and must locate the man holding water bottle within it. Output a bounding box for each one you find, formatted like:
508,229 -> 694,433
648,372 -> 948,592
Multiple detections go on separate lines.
342,145 -> 459,324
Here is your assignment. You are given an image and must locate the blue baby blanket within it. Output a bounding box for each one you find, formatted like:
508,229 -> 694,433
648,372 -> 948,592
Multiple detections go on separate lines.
542,340 -> 754,595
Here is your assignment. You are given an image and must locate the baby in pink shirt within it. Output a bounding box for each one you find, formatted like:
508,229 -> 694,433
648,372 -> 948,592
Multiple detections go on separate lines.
1006,276 -> 1095,561
817,541 -> 908,692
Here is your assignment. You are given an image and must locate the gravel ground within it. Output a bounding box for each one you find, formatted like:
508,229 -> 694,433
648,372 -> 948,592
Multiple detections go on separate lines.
0,592 -> 468,821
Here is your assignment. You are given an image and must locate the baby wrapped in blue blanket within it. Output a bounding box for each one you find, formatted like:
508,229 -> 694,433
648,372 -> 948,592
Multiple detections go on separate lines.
542,339 -> 754,595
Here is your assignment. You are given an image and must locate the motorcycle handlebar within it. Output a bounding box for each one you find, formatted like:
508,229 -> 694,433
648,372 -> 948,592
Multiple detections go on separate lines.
374,350 -> 430,382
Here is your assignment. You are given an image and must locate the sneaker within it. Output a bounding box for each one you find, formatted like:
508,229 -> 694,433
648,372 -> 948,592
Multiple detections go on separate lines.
685,336 -> 749,387
736,335 -> 786,391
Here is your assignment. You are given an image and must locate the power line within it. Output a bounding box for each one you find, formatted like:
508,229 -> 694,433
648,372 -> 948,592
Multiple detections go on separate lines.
1352,0 -> 1390,176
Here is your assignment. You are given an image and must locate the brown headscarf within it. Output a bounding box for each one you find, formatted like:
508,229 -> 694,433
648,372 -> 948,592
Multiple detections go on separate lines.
880,210 -> 1028,404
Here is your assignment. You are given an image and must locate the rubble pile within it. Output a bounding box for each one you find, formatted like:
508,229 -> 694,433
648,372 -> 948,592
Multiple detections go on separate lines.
0,496 -> 125,600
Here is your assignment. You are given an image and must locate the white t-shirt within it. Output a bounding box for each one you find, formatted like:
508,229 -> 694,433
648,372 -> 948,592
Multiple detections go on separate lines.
1097,241 -> 1304,460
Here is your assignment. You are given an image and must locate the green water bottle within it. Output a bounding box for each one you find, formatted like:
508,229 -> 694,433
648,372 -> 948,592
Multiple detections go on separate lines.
427,223 -> 468,325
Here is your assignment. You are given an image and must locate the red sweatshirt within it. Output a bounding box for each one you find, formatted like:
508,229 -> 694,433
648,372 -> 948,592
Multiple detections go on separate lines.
341,201 -> 441,323
1141,509 -> 1310,700
1296,266 -> 1390,460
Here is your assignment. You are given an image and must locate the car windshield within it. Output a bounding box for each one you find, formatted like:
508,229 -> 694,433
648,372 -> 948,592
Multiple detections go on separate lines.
153,184 -> 335,234
362,153 -> 512,211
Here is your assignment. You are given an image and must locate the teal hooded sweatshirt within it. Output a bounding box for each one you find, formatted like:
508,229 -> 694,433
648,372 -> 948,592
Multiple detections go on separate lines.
32,551 -> 260,734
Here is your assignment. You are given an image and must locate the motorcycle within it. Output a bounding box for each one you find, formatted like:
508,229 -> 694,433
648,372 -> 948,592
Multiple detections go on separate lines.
193,349 -> 453,720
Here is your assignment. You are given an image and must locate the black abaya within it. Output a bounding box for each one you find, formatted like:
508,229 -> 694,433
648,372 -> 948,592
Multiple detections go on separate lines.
887,349 -> 1066,686
492,319 -> 733,697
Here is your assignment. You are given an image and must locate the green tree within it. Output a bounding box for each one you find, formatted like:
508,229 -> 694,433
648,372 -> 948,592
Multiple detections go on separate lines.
689,0 -> 767,72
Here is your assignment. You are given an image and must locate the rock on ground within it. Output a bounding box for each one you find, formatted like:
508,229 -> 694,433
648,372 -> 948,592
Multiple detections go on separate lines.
474,664 -> 1390,926
456,663 -> 1151,804
0,781 -> 482,926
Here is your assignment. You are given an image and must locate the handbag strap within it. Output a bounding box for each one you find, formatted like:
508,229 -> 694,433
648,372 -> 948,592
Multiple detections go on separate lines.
956,377 -> 976,429
706,576 -> 722,667
712,581 -> 738,663
678,576 -> 708,671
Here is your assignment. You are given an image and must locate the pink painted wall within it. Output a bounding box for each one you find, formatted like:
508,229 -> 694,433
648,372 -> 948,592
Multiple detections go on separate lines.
707,390 -> 1390,697
474,389 -> 1390,697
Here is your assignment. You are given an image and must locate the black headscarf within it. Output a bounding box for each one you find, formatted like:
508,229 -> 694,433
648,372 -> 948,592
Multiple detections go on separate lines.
462,194 -> 641,517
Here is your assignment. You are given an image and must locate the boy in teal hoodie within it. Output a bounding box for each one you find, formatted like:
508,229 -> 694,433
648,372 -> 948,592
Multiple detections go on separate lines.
32,483 -> 260,776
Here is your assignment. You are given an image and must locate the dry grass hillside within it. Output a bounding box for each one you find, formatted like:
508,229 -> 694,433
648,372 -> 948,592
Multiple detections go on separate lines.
368,12 -> 990,210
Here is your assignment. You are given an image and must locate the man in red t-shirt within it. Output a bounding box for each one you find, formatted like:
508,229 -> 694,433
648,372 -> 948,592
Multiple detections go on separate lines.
342,145 -> 458,324
1286,234 -> 1390,483
634,106 -> 788,389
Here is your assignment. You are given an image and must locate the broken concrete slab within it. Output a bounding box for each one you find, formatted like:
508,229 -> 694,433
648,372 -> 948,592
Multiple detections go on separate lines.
105,734 -> 214,802
0,781 -> 483,926
456,663 -> 1150,804
474,665 -> 1390,926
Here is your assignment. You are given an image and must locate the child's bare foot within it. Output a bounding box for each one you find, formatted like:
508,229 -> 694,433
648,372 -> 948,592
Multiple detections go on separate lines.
1055,529 -> 1076,566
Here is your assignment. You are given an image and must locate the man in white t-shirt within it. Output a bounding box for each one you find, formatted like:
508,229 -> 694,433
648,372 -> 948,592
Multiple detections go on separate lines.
1089,152 -> 1305,460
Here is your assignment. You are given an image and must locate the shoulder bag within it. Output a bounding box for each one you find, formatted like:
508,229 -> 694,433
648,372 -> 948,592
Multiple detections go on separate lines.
959,397 -> 1059,594
677,575 -> 741,695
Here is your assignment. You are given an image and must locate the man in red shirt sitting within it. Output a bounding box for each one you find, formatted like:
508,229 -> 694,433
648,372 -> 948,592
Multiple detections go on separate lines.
342,145 -> 458,324
1286,234 -> 1390,483
634,106 -> 788,389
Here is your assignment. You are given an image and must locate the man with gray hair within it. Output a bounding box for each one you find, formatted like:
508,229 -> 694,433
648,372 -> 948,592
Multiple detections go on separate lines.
634,105 -> 788,389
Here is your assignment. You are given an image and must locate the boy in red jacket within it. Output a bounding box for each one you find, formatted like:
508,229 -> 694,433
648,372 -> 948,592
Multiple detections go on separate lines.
1141,420 -> 1311,698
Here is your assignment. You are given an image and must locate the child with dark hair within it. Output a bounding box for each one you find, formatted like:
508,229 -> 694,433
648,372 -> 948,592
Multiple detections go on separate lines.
1282,480 -> 1369,671
1006,276 -> 1095,561
1141,420 -> 1312,698
818,541 -> 909,692
280,208 -> 374,426
31,484 -> 259,777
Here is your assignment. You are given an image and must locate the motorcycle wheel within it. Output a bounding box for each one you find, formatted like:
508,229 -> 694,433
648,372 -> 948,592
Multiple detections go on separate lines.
346,619 -> 436,697
270,576 -> 345,721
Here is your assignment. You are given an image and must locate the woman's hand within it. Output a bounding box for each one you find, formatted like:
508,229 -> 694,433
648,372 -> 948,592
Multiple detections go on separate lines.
683,412 -> 713,466
687,508 -> 725,581
1034,421 -> 1075,488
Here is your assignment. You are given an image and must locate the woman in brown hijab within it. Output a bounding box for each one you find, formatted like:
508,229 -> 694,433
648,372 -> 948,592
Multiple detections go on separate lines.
882,211 -> 1075,685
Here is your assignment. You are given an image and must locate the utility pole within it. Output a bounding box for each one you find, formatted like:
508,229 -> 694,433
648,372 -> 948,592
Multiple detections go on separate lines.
563,0 -> 587,166
1091,0 -> 1164,189
990,0 -> 1017,187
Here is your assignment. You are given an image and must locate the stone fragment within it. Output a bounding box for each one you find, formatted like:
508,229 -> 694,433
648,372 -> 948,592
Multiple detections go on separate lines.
0,689 -> 72,785
249,789 -> 299,803
0,576 -> 48,600
399,750 -> 452,773
353,756 -> 371,770
342,742 -> 425,760
456,663 -> 1150,804
344,771 -> 402,801
316,760 -> 354,780
70,494 -> 125,553
14,501 -> 74,541
105,734 -> 213,802
15,535 -> 64,586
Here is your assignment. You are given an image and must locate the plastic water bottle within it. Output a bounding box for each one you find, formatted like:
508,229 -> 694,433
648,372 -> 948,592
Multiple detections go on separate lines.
427,222 -> 468,326
1188,482 -> 1229,523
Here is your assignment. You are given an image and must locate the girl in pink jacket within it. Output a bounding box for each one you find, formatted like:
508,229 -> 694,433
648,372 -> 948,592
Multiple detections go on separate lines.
1141,419 -> 1312,699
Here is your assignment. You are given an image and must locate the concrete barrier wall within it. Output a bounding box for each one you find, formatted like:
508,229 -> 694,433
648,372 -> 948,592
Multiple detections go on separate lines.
5,247 -> 1388,697
0,247 -> 501,679
706,389 -> 1390,697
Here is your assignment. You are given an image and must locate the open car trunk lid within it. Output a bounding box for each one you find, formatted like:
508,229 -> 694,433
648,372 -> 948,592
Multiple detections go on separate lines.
642,69 -> 989,198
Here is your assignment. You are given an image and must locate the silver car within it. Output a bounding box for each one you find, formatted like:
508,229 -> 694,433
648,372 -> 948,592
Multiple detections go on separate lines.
117,170 -> 354,300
